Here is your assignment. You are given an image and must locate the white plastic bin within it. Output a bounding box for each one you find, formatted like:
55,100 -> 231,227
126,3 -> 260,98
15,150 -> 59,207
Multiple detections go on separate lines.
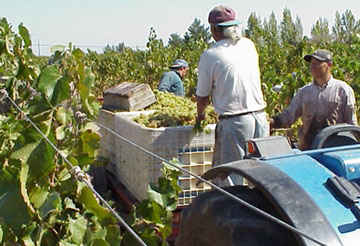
98,109 -> 215,206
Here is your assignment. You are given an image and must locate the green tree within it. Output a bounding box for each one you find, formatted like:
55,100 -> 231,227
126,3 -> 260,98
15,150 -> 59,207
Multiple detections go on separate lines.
104,42 -> 126,53
333,11 -> 345,42
332,10 -> 360,43
310,17 -> 332,44
294,16 -> 304,41
246,12 -> 264,45
168,33 -> 184,47
280,8 -> 303,46
183,18 -> 212,44
260,12 -> 282,83
263,12 -> 279,46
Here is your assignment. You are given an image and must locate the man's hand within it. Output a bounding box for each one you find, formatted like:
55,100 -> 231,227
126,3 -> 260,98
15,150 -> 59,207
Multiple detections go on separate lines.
193,119 -> 210,134
196,95 -> 210,123
195,95 -> 210,134
267,117 -> 275,133
268,117 -> 274,127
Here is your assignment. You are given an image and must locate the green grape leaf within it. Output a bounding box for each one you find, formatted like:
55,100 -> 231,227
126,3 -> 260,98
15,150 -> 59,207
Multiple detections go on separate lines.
103,225 -> 121,245
89,239 -> 110,246
11,128 -> 56,180
22,236 -> 35,246
84,95 -> 100,118
147,186 -> 168,210
50,45 -> 65,53
64,197 -> 78,211
37,66 -> 71,106
67,214 -> 87,244
4,35 -> 14,55
21,222 -> 37,246
55,106 -> 72,125
0,168 -> 32,231
78,67 -> 95,100
37,66 -> 62,102
29,186 -> 49,209
18,23 -> 31,48
39,192 -> 62,220
55,125 -> 66,140
148,178 -> 176,210
20,162 -> 35,214
28,93 -> 53,115
79,122 -> 100,157
77,183 -> 115,223
72,48 -> 85,60
136,200 -> 162,224
51,76 -> 71,106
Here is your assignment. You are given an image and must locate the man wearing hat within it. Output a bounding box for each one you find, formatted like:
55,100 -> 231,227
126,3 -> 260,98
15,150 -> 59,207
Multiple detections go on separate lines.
269,49 -> 357,150
158,59 -> 188,96
196,5 -> 268,186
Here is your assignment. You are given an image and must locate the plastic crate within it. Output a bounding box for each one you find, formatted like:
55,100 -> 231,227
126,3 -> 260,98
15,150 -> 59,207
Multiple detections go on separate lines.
98,109 -> 215,206
97,110 -> 116,161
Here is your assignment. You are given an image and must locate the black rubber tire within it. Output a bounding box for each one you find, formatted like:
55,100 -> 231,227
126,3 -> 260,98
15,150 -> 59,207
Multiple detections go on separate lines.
175,186 -> 300,246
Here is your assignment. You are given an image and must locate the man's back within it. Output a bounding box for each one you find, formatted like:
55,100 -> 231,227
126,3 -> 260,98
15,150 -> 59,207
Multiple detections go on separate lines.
196,37 -> 266,115
158,70 -> 184,96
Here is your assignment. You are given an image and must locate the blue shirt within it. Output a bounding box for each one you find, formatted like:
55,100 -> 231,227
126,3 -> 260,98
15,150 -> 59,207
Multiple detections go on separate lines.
158,70 -> 185,96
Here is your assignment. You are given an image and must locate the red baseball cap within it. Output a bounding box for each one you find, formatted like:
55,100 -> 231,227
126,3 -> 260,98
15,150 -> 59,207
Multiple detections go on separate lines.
208,5 -> 241,26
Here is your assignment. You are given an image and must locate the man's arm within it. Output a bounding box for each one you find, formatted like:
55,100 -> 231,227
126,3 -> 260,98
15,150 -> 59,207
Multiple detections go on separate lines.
343,88 -> 358,125
196,95 -> 210,123
269,87 -> 305,129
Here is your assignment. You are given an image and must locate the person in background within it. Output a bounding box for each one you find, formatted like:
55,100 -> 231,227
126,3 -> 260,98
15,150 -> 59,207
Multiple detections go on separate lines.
196,5 -> 269,186
158,59 -> 188,96
269,49 -> 357,150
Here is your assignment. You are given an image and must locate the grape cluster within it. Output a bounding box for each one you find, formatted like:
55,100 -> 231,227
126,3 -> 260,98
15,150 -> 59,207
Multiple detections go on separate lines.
133,90 -> 217,129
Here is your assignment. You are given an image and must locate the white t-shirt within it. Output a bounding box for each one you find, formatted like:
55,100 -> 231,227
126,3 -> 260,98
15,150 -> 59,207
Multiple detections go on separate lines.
196,37 -> 266,115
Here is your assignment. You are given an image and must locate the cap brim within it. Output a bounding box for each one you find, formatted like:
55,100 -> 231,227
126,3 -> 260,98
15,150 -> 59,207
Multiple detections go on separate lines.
216,20 -> 241,26
304,55 -> 312,62
304,54 -> 328,62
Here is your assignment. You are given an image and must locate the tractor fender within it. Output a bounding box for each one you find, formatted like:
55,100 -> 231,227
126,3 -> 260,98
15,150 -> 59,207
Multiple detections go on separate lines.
310,124 -> 360,149
200,159 -> 343,246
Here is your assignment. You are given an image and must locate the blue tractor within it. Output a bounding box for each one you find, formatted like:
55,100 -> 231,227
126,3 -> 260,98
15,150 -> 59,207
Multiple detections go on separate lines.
175,124 -> 360,246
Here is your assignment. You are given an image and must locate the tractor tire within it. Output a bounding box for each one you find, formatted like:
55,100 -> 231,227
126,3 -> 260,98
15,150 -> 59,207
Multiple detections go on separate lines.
175,186 -> 300,246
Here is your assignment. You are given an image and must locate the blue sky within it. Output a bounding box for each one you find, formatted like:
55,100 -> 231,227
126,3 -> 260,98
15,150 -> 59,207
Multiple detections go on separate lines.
1,0 -> 359,56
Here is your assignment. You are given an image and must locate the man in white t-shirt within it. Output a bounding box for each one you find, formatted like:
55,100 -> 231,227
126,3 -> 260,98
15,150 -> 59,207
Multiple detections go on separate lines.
196,5 -> 269,186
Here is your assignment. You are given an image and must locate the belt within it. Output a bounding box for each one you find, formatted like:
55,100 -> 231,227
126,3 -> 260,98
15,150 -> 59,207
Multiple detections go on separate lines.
218,109 -> 265,120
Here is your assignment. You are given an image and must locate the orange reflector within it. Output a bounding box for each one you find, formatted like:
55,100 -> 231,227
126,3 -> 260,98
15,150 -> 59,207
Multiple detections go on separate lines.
248,141 -> 256,154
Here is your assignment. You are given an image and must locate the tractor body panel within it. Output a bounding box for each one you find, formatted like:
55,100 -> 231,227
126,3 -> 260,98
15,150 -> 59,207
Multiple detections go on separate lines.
263,150 -> 360,245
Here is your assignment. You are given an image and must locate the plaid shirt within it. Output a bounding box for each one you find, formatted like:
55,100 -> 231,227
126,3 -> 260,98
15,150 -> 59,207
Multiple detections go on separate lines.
273,76 -> 357,150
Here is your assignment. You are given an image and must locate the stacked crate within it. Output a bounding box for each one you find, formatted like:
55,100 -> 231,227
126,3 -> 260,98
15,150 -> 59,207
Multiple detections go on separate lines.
178,150 -> 213,205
